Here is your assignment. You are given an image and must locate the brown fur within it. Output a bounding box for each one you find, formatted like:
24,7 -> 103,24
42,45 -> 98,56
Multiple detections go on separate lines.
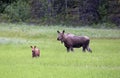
30,46 -> 40,57
57,30 -> 92,52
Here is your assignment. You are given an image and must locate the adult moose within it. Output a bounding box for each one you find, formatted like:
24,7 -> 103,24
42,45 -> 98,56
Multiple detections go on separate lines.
57,30 -> 92,52
30,46 -> 40,58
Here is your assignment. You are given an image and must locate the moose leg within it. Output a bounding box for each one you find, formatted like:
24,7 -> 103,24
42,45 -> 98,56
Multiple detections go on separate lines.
66,47 -> 70,52
82,46 -> 86,52
86,40 -> 92,52
82,44 -> 87,52
87,47 -> 92,53
70,47 -> 74,52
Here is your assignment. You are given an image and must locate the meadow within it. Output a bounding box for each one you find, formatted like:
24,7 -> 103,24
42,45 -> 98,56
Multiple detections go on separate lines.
0,23 -> 120,78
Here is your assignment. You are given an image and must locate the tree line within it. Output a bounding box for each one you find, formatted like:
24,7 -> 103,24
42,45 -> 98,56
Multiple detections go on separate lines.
0,0 -> 120,27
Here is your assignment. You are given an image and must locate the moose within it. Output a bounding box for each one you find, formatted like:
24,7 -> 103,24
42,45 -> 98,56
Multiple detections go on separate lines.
57,30 -> 92,52
30,46 -> 40,58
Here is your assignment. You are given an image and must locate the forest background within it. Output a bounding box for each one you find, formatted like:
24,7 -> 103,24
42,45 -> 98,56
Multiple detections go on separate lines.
0,0 -> 120,28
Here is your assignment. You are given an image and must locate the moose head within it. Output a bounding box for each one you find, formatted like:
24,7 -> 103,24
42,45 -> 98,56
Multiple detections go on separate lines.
57,30 -> 65,43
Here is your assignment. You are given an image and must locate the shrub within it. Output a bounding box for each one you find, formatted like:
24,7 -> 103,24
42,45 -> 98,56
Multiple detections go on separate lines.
4,0 -> 30,22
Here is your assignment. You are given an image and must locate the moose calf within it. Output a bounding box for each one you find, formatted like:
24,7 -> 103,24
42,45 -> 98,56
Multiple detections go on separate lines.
30,46 -> 40,58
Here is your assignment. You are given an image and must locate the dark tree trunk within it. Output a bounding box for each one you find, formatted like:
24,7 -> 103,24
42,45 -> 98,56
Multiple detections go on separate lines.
30,0 -> 45,19
108,0 -> 120,26
79,0 -> 100,25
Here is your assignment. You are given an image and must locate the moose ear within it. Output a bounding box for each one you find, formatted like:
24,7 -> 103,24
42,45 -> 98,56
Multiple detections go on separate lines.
57,30 -> 60,33
62,30 -> 65,33
30,46 -> 33,48
34,46 -> 36,48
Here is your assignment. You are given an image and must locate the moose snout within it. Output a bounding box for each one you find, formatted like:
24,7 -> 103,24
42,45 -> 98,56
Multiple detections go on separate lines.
32,51 -> 34,53
57,38 -> 60,40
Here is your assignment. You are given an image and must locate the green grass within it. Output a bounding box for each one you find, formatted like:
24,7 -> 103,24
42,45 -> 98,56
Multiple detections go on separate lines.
0,23 -> 120,78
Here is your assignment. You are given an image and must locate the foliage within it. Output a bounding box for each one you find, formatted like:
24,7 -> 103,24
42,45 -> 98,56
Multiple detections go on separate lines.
0,0 -> 17,13
3,0 -> 30,22
30,0 -> 47,19
0,0 -> 120,27
98,0 -> 108,22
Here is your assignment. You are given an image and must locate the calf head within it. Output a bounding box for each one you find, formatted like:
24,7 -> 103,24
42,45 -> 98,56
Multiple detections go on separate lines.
57,30 -> 65,43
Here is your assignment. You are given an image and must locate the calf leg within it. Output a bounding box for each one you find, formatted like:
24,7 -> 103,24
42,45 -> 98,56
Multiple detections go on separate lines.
38,54 -> 40,57
32,52 -> 35,58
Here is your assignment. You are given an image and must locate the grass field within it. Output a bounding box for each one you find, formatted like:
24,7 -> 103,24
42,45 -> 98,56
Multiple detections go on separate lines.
0,23 -> 120,78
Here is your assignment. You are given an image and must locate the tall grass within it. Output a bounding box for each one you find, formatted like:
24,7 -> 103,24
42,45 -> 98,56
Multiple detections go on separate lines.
0,23 -> 120,39
0,23 -> 120,78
